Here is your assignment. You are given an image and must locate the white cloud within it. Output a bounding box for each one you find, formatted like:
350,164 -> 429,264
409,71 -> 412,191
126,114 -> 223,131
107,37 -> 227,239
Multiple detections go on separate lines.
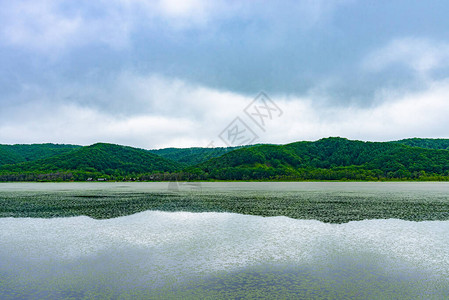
156,0 -> 217,26
1,1 -> 81,49
0,73 -> 250,148
266,79 -> 449,143
0,0 -> 351,53
362,37 -> 449,77
1,73 -> 449,148
131,0 -> 349,30
0,101 -> 197,149
0,0 -> 132,52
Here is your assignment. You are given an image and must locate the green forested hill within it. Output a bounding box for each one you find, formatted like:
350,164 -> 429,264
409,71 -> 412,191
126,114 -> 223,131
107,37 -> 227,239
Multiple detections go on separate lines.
0,146 -> 23,166
149,146 -> 248,166
150,138 -> 449,168
0,143 -> 180,180
0,144 -> 81,166
2,138 -> 449,181
393,138 -> 449,150
188,137 -> 449,180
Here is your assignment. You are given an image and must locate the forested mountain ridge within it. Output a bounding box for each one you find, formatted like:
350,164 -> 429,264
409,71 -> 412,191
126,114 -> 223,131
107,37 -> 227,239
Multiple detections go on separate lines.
1,137 -> 448,168
393,138 -> 449,150
0,143 -> 180,180
1,138 -> 449,181
187,138 -> 449,180
0,144 -> 81,167
149,145 -> 250,166
151,138 -> 449,166
0,146 -> 23,167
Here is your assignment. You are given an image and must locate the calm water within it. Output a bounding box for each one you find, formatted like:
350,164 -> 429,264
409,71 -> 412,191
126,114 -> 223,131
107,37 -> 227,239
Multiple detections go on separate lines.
2,181 -> 449,193
1,182 -> 449,298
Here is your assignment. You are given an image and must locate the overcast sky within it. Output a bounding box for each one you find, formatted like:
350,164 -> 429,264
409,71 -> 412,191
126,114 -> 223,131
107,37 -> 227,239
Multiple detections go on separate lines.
1,0 -> 449,149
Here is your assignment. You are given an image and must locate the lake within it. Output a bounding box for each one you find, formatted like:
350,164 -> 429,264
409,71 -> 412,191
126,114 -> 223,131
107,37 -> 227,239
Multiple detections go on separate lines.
1,182 -> 449,298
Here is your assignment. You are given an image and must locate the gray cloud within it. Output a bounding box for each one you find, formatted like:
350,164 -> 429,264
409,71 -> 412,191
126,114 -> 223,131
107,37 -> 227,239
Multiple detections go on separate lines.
1,0 -> 449,146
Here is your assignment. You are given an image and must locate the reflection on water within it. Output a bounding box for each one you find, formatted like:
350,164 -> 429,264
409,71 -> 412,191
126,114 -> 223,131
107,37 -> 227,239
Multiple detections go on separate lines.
175,262 -> 447,299
1,211 -> 449,299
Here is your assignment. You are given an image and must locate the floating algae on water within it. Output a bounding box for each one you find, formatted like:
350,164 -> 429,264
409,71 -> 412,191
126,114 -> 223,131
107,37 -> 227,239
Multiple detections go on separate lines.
1,182 -> 449,223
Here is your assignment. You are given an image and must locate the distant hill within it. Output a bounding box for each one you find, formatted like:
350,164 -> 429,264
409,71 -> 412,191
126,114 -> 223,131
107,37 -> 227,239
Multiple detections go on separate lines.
0,146 -> 23,166
149,146 -> 249,166
0,143 -> 180,180
393,138 -> 449,150
189,137 -> 449,180
0,144 -> 81,166
2,138 -> 449,181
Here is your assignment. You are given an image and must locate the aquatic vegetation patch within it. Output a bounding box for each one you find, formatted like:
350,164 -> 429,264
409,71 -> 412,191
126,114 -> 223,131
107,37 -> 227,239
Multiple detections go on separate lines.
1,186 -> 449,223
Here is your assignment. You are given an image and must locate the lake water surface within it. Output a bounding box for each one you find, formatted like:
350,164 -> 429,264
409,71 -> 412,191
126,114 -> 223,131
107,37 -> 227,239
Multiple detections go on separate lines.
1,182 -> 449,298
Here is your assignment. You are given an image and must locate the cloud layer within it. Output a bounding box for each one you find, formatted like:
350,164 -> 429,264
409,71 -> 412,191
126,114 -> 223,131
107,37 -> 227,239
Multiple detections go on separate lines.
1,0 -> 449,147
1,73 -> 449,148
